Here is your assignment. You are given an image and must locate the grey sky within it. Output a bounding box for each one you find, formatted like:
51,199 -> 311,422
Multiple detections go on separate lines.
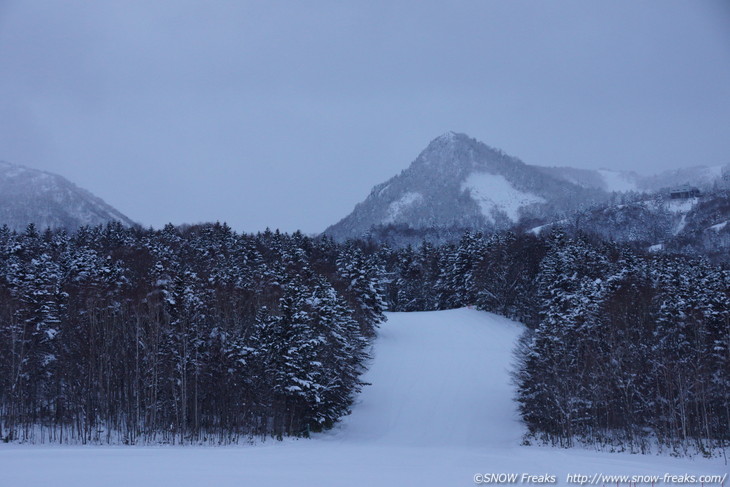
1,1 -> 729,233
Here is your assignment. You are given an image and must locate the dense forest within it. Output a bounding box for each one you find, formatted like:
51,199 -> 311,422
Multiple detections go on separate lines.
0,222 -> 727,455
381,230 -> 728,455
0,222 -> 385,444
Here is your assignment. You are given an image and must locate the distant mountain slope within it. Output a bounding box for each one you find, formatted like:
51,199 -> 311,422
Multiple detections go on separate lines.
638,165 -> 728,192
0,160 -> 135,231
536,164 -> 729,193
325,132 -> 602,241
534,166 -> 642,193
531,190 -> 730,263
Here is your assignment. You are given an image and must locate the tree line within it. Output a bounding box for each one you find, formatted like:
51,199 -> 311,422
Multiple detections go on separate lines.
0,222 -> 385,444
378,230 -> 728,455
1,221 -> 727,454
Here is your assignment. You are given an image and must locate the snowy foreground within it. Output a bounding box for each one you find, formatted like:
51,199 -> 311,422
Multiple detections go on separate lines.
2,309 -> 726,486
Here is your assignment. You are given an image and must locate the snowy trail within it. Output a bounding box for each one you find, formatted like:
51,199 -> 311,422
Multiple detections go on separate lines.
1,309 -> 726,487
336,308 -> 524,448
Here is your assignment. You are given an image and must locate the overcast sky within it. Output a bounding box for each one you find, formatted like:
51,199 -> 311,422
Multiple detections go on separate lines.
1,1 -> 729,233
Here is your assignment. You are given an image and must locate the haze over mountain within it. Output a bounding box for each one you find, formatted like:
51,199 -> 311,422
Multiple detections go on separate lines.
537,164 -> 729,194
0,161 -> 135,232
325,132 -> 730,242
324,132 -> 601,241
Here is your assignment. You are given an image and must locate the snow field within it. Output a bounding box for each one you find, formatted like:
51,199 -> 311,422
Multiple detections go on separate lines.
334,308 -> 524,448
1,309 -> 726,487
461,172 -> 545,223
597,169 -> 639,193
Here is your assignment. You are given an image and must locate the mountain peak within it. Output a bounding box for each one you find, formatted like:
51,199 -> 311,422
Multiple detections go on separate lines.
0,161 -> 136,231
324,133 -> 600,242
429,131 -> 472,147
436,130 -> 459,140
416,132 -> 480,170
421,132 -> 508,160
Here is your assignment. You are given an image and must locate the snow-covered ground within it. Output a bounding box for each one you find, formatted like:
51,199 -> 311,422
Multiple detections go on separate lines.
462,173 -> 545,223
383,191 -> 423,224
1,309 -> 726,486
709,221 -> 728,232
597,169 -> 640,193
665,197 -> 699,215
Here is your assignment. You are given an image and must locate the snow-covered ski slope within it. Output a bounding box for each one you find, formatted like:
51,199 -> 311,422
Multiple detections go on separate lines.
2,309 -> 726,486
336,308 -> 524,448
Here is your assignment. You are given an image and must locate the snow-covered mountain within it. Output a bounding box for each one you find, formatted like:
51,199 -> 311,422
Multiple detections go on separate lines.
638,164 -> 729,192
534,166 -> 643,193
325,132 -> 600,241
531,189 -> 730,263
537,164 -> 729,194
0,160 -> 135,231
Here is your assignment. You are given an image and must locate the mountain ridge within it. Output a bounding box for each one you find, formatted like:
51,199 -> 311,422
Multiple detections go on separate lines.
324,132 -> 603,241
0,160 -> 135,231
325,132 -> 730,242
536,164 -> 729,194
